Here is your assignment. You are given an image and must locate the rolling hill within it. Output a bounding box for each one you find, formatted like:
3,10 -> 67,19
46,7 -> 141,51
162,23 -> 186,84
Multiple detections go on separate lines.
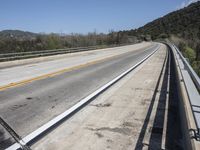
121,1 -> 200,75
0,30 -> 38,40
124,1 -> 200,41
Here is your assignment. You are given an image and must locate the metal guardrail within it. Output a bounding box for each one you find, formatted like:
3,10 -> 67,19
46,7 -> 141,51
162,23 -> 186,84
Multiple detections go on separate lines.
0,44 -> 129,62
169,43 -> 200,141
0,46 -> 98,62
172,44 -> 200,91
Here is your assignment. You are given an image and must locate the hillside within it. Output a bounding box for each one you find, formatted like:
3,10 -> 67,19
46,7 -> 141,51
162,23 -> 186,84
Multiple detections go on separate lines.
121,1 -> 200,75
124,2 -> 200,40
0,30 -> 38,40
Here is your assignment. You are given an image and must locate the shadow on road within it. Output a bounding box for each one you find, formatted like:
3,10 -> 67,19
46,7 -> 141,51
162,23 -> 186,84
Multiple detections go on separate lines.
134,49 -> 183,150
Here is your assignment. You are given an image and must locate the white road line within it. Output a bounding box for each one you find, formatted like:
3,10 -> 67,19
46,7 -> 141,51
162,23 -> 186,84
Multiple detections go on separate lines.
6,45 -> 160,150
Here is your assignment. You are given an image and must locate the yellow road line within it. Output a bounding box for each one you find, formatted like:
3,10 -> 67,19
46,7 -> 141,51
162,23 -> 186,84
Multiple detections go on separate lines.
0,54 -> 120,91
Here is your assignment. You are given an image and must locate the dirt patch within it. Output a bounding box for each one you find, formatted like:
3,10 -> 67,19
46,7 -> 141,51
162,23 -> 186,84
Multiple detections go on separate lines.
26,97 -> 40,101
134,88 -> 143,91
95,132 -> 104,138
122,122 -> 135,128
86,127 -> 132,136
140,99 -> 150,105
91,103 -> 112,107
106,139 -> 113,143
10,104 -> 27,110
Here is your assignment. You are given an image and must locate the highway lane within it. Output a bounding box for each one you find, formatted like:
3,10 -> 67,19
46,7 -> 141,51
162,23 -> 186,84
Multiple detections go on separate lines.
0,43 -> 160,146
0,42 -> 151,88
32,44 -> 167,150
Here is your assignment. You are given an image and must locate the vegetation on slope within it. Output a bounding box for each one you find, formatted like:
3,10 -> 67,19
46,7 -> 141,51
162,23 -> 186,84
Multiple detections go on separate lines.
121,1 -> 200,76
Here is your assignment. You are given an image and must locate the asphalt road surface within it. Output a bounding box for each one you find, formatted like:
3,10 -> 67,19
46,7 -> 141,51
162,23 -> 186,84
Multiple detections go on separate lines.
0,43 -> 160,148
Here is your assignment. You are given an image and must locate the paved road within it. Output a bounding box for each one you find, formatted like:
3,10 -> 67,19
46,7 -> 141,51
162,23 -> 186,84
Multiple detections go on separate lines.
0,42 -> 151,87
0,43 -> 160,148
32,44 -> 167,150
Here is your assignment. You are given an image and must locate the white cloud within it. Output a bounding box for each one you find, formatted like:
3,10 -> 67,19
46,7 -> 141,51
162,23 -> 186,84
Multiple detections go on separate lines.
178,0 -> 199,9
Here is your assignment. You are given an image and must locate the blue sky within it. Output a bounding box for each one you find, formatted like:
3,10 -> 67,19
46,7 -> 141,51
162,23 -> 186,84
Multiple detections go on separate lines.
0,0 -> 196,34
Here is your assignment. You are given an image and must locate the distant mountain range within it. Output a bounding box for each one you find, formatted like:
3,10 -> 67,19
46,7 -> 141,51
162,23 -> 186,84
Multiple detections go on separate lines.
0,30 -> 38,40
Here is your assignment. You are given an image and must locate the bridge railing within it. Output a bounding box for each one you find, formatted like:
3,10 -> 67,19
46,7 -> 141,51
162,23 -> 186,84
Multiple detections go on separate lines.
173,44 -> 200,91
0,44 -> 128,62
0,46 -> 99,62
169,42 -> 200,141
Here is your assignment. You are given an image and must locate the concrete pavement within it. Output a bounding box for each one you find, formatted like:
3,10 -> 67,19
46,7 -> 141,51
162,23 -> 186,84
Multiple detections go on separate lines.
31,44 -> 173,150
0,43 -> 159,149
0,42 -> 152,89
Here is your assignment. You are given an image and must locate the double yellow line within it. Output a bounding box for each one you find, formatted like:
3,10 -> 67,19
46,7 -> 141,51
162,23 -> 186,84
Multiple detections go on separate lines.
0,54 -> 119,91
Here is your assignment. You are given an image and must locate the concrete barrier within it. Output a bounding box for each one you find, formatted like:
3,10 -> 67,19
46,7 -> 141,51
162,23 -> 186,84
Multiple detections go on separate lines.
167,43 -> 200,150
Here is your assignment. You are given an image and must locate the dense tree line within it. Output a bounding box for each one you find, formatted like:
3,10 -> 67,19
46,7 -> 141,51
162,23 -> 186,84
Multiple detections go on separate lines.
0,31 -> 142,54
